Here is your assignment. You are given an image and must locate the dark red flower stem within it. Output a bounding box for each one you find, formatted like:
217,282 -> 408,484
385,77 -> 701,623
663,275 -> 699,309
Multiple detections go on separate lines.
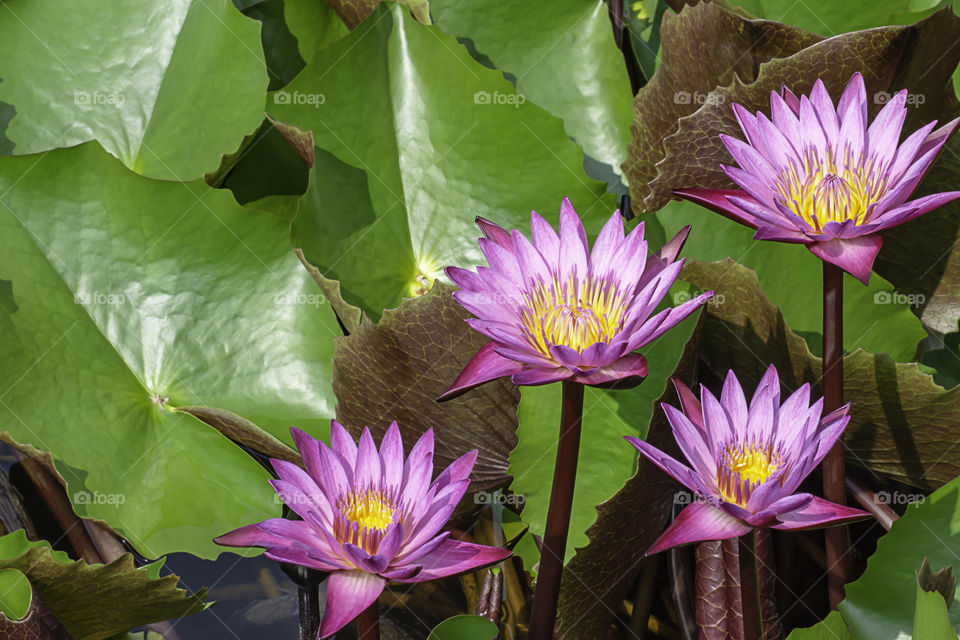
822,261 -> 850,608
528,380 -> 585,640
357,600 -> 380,640
298,583 -> 320,640
739,530 -> 764,640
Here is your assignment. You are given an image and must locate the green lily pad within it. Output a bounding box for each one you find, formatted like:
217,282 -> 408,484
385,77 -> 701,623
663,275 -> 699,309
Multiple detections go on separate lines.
272,3 -> 616,315
0,142 -> 343,558
0,0 -> 268,181
430,0 -> 635,181
427,615 -> 498,640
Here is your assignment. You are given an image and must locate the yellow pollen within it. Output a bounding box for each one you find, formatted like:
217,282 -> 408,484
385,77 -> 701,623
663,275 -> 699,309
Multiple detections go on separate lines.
521,274 -> 628,354
338,489 -> 395,532
718,443 -> 779,505
775,147 -> 888,232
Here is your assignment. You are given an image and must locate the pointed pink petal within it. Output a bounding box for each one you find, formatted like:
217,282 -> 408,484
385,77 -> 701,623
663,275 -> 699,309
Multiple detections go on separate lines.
318,571 -> 386,639
672,188 -> 762,230
808,234 -> 882,285
401,429 -> 435,510
291,427 -> 324,487
837,73 -> 866,128
639,225 -> 689,293
530,210 -> 560,269
438,341 -> 524,400
265,546 -> 345,572
662,402 -> 715,479
646,502 -> 751,555
672,379 -> 703,429
590,210 -> 626,278
402,538 -> 511,582
575,353 -> 648,385
475,216 -> 512,249
215,522 -> 285,549
772,496 -> 870,531
510,366 -> 570,386
329,420 -> 358,470
379,421 -> 403,491
354,427 -> 381,489
558,197 -> 589,283
624,436 -> 708,496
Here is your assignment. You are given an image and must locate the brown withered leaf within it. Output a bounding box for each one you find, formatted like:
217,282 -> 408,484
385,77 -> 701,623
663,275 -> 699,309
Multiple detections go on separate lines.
622,1 -> 818,209
638,6 -> 960,212
175,406 -> 300,465
555,320 -> 703,637
681,258 -> 960,489
324,0 -> 429,29
332,283 -> 519,491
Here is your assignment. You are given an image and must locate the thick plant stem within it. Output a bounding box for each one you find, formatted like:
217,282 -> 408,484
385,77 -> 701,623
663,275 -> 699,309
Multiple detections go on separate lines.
822,262 -> 850,608
298,583 -> 320,640
357,600 -> 380,640
528,381 -> 585,640
739,530 -> 763,640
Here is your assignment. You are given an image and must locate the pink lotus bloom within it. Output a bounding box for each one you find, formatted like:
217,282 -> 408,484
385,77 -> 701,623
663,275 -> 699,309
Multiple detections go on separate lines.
626,366 -> 869,555
439,198 -> 712,399
675,73 -> 960,284
215,421 -> 510,638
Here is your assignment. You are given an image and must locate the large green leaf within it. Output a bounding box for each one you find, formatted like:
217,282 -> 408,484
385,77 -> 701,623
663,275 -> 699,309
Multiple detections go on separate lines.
430,0 -> 634,182
681,258 -> 960,488
790,477 -> 960,639
283,0 -> 350,60
0,143 -> 343,558
0,0 -> 268,181
0,530 -> 207,640
656,200 -> 926,362
754,0 -> 947,36
272,3 -> 616,315
428,615 -> 498,640
509,282 -> 701,568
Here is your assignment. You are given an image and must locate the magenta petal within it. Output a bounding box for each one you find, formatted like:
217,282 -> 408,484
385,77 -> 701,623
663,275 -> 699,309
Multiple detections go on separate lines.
437,341 -> 524,400
475,216 -> 512,249
402,538 -> 511,582
672,379 -> 704,429
575,353 -> 648,385
673,188 -> 762,230
640,225 -> 690,292
354,427 -> 382,489
379,421 -> 403,491
624,436 -> 707,496
215,522 -> 283,549
266,546 -> 345,572
330,419 -> 358,467
318,571 -> 386,639
646,502 -> 751,555
510,366 -> 570,386
530,210 -> 561,268
291,427 -> 324,487
808,234 -> 882,285
772,496 -> 870,531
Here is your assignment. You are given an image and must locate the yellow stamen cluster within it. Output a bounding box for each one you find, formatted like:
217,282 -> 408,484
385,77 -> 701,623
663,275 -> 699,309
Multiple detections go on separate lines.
718,442 -> 780,505
775,147 -> 888,231
521,273 -> 628,354
338,489 -> 395,532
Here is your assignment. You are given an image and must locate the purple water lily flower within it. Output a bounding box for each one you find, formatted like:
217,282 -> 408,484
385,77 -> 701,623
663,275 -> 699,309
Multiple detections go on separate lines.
626,366 -> 869,555
675,72 -> 960,284
215,421 -> 510,638
439,198 -> 712,399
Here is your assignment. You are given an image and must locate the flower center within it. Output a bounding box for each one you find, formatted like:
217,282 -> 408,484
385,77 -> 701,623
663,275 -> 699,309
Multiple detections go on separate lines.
775,147 -> 888,232
333,488 -> 400,558
717,442 -> 780,505
338,489 -> 395,532
521,274 -> 628,355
